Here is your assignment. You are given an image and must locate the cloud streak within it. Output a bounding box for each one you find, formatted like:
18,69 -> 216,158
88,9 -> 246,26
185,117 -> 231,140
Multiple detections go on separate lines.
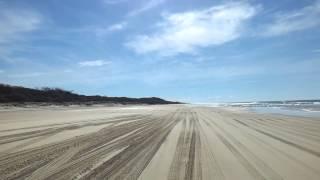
313,49 -> 320,53
0,7 -> 42,44
126,2 -> 257,56
103,0 -> 128,4
128,0 -> 166,16
263,0 -> 320,36
78,60 -> 111,67
93,22 -> 127,37
107,22 -> 127,31
8,72 -> 44,78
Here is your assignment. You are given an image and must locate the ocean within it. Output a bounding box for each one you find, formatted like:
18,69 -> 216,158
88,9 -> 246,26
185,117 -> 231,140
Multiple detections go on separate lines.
198,100 -> 320,118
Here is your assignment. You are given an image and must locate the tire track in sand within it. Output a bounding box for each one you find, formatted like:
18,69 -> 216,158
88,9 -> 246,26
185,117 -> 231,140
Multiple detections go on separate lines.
168,110 -> 201,180
199,110 -> 282,180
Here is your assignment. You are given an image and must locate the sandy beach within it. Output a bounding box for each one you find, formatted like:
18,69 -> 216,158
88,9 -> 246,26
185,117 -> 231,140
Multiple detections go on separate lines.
0,105 -> 320,179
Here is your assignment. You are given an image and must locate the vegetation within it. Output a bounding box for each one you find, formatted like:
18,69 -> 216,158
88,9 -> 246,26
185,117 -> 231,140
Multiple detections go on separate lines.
0,84 -> 179,105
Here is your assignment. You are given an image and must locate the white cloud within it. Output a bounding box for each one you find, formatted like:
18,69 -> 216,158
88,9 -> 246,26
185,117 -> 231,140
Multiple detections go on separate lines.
263,1 -> 320,36
94,22 -> 127,36
107,22 -> 127,31
128,0 -> 166,16
104,0 -> 165,15
78,60 -> 111,67
0,8 -> 42,44
126,2 -> 257,56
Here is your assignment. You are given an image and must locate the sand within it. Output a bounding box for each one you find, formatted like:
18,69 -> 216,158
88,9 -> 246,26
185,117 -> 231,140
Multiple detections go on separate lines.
0,105 -> 320,179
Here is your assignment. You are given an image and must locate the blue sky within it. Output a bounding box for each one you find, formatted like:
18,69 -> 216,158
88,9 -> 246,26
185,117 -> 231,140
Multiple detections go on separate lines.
0,0 -> 320,102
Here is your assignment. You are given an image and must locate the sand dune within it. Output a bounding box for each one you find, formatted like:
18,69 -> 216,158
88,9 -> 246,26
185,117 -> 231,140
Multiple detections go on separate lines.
0,105 -> 320,179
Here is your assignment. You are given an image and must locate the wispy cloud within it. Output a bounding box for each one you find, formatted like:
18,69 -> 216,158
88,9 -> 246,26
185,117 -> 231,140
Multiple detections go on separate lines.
8,72 -> 44,78
128,0 -> 166,16
103,0 -> 128,4
263,0 -> 320,36
313,49 -> 320,53
107,22 -> 127,31
78,60 -> 111,67
94,22 -> 127,36
140,65 -> 261,85
0,7 -> 42,44
126,2 -> 257,56
130,58 -> 320,86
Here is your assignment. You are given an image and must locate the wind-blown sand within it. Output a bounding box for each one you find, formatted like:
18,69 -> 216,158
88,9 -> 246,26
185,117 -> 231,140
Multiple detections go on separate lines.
0,105 -> 320,179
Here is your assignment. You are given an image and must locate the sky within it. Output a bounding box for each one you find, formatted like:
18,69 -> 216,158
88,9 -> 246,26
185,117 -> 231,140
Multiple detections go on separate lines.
0,0 -> 320,103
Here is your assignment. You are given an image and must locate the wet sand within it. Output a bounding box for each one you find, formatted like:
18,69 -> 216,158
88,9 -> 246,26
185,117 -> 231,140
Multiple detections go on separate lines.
0,105 -> 320,179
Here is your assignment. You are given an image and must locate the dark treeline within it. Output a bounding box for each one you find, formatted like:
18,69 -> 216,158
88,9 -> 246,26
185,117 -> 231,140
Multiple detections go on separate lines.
0,84 -> 179,105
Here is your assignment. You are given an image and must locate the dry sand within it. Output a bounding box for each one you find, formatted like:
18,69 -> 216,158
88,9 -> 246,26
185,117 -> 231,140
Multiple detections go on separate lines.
0,105 -> 320,179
